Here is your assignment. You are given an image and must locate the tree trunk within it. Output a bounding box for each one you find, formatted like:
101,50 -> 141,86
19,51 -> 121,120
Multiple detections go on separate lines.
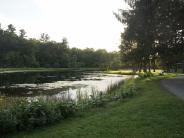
139,62 -> 142,73
152,59 -> 156,72
143,62 -> 147,72
175,64 -> 177,73
148,59 -> 151,72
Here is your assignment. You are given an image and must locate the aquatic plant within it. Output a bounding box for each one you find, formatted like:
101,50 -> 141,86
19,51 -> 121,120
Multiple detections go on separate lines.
118,79 -> 137,100
89,88 -> 104,107
106,80 -> 124,96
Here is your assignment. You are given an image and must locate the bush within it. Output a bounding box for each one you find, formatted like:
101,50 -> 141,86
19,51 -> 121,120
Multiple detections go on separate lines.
0,109 -> 17,134
0,99 -> 78,135
55,101 -> 77,118
15,100 -> 52,129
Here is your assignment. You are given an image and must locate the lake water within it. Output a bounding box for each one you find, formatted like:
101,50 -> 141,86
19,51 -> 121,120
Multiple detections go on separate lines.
0,71 -> 132,101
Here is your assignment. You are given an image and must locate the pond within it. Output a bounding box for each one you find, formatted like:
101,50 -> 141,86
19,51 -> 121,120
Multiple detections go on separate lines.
0,71 -> 132,102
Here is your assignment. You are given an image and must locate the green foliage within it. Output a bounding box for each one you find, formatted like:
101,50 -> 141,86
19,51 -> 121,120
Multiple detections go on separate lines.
119,79 -> 137,100
138,72 -> 154,78
115,0 -> 184,72
55,101 -> 77,119
0,108 -> 17,134
0,24 -> 122,69
105,70 -> 137,75
89,91 -> 105,108
106,81 -> 123,96
106,78 -> 137,102
0,99 -> 77,135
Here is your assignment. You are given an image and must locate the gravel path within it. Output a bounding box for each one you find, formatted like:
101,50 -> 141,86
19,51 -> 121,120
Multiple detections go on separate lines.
161,76 -> 184,101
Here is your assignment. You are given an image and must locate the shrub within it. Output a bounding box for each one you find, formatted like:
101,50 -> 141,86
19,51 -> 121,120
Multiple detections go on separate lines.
55,101 -> 77,118
14,100 -> 51,129
0,99 -> 78,135
0,108 -> 17,134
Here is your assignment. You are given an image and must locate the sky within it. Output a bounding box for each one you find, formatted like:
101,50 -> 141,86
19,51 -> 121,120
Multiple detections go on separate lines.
0,0 -> 128,51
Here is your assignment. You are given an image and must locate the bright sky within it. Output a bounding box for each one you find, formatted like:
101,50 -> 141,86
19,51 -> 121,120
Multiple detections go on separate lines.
0,0 -> 128,51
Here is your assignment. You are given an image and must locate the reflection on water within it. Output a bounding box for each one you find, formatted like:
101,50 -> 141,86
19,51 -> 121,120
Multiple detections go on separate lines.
0,71 -> 132,101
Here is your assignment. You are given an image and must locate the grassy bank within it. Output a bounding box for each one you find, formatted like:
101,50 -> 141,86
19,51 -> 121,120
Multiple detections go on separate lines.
0,68 -> 103,73
105,69 -> 136,75
9,73 -> 184,138
105,69 -> 162,75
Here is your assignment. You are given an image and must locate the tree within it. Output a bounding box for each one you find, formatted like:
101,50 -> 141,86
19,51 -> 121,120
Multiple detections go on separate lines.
19,29 -> 26,38
40,33 -> 50,42
115,0 -> 184,72
0,23 -> 122,69
7,24 -> 16,33
154,0 -> 184,71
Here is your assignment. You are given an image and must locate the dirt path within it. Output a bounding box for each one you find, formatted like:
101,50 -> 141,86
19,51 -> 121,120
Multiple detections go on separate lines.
161,76 -> 184,101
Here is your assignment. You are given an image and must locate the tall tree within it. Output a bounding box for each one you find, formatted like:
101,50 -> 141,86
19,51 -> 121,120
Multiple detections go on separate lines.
115,0 -> 184,72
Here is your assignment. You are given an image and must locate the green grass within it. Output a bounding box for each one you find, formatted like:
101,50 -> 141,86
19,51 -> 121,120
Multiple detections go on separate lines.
105,69 -> 162,75
10,73 -> 184,138
105,69 -> 136,75
0,68 -> 103,73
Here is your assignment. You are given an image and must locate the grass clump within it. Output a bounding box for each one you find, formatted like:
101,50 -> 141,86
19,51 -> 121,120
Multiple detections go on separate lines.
106,78 -> 138,101
119,79 -> 137,100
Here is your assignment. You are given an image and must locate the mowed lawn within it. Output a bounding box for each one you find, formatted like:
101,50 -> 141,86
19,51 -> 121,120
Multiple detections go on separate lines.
10,75 -> 184,138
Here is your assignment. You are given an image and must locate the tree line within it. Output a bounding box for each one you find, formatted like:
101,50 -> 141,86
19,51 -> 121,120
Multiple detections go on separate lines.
0,24 -> 122,69
115,0 -> 184,72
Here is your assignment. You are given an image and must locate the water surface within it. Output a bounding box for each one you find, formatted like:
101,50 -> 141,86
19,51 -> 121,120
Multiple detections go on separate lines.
0,71 -> 131,101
